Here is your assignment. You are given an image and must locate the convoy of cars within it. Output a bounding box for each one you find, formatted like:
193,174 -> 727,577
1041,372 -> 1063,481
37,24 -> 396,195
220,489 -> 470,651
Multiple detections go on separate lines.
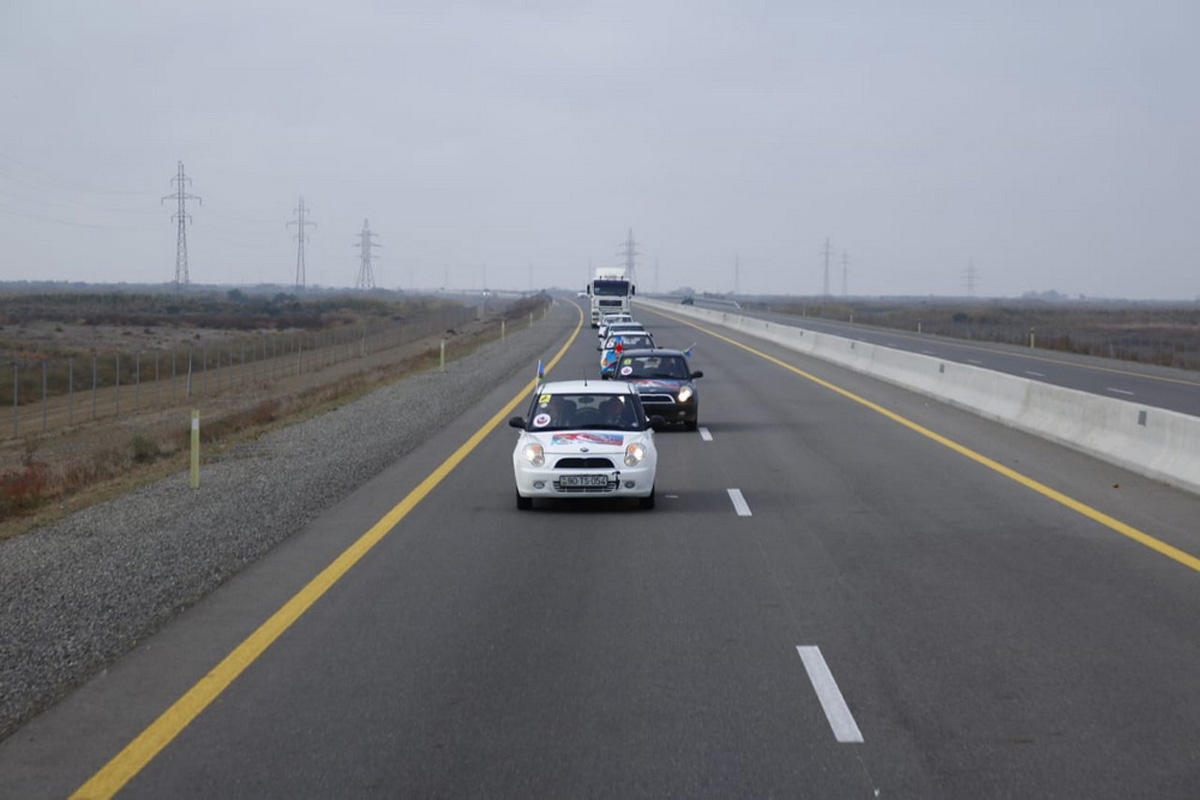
509,308 -> 703,510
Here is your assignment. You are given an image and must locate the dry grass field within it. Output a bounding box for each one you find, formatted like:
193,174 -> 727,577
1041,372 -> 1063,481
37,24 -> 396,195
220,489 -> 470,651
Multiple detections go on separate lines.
756,297 -> 1200,370
0,289 -> 549,536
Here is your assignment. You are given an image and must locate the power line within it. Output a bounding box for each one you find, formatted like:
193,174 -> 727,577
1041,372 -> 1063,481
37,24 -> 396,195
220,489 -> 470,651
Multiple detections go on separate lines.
354,218 -> 381,289
161,161 -> 201,289
286,196 -> 316,289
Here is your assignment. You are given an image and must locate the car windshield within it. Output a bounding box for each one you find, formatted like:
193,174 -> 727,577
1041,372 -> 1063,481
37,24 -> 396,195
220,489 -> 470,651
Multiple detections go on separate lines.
593,280 -> 630,296
616,355 -> 691,380
604,334 -> 653,350
526,393 -> 643,432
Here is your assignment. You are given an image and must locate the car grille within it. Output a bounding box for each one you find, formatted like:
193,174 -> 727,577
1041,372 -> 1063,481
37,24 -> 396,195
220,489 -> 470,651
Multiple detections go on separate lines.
554,457 -> 616,468
638,393 -> 676,405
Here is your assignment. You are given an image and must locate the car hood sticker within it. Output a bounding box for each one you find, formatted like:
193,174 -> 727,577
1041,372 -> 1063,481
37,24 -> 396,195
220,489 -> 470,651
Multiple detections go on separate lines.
550,432 -> 624,446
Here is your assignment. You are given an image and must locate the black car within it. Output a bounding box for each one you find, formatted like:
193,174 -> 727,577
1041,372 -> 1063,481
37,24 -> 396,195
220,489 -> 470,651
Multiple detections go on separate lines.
611,348 -> 703,429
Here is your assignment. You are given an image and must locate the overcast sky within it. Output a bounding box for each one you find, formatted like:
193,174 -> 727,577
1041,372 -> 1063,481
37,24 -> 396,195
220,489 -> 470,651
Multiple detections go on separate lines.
2,1 -> 1198,298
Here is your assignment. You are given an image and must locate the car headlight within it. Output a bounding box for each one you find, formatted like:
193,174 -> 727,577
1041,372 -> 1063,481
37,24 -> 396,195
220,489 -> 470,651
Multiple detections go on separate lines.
624,442 -> 646,466
677,386 -> 694,402
521,442 -> 545,467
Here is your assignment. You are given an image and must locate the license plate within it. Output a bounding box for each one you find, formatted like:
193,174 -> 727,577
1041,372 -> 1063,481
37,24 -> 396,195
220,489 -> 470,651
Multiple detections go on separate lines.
559,474 -> 609,488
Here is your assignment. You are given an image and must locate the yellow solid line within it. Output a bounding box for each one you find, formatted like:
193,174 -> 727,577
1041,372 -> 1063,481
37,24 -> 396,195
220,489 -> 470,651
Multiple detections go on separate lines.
643,305 -> 1200,574
72,303 -> 584,800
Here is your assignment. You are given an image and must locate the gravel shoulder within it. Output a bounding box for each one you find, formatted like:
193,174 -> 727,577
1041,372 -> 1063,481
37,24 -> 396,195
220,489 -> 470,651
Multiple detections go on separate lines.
0,299 -> 577,741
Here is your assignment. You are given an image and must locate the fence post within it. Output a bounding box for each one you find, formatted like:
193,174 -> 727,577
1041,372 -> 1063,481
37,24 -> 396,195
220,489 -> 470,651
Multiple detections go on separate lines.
529,311 -> 534,328
115,353 -> 121,416
91,355 -> 97,420
501,319 -> 506,340
440,339 -> 446,372
1029,327 -> 1036,349
41,359 -> 47,433
68,357 -> 74,425
134,351 -> 141,410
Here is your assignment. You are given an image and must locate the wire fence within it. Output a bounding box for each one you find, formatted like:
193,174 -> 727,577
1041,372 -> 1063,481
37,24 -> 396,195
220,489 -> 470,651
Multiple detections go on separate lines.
1,303 -> 491,440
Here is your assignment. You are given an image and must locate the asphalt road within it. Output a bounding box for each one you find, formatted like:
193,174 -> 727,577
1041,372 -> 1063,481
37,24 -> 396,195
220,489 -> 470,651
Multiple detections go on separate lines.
681,298 -> 1200,418
2,300 -> 1198,798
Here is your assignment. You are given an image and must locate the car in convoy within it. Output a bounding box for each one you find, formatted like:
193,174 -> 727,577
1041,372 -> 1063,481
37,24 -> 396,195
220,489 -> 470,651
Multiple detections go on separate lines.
509,380 -> 659,510
598,331 -> 655,378
611,348 -> 703,430
599,321 -> 648,342
597,314 -> 635,339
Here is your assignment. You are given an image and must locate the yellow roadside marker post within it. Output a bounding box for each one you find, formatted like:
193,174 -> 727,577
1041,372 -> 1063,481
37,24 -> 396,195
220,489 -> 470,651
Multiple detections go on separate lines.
189,410 -> 200,489
439,340 -> 446,372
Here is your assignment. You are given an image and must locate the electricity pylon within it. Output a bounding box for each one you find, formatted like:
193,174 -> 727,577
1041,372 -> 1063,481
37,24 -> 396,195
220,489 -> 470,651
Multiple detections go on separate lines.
287,197 -> 316,289
162,161 -> 200,288
354,219 -> 380,289
617,228 -> 640,283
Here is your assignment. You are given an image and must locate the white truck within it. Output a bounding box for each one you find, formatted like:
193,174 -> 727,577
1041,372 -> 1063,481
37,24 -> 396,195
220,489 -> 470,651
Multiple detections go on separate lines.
585,268 -> 635,327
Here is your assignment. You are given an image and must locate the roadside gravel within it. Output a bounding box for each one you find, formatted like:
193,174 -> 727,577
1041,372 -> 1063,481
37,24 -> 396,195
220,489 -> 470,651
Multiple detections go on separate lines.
0,299 -> 577,741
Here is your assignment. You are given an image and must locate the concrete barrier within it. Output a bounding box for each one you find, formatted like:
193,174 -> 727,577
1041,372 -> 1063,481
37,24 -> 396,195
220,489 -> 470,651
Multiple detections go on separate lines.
635,297 -> 1200,495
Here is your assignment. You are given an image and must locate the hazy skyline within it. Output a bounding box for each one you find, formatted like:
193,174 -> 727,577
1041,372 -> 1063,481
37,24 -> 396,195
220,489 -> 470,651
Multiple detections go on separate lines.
2,1 -> 1198,298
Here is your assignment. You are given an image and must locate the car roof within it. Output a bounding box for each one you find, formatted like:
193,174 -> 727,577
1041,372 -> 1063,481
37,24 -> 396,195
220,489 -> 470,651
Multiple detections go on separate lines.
535,379 -> 638,394
615,348 -> 689,358
607,322 -> 645,329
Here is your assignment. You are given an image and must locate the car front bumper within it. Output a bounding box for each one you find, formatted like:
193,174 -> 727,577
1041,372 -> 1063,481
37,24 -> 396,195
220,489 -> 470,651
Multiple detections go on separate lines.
513,463 -> 656,498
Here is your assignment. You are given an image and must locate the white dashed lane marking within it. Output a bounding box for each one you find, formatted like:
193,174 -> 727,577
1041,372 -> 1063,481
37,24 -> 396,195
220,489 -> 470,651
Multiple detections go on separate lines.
699,426 -> 713,441
1106,387 -> 1135,396
726,488 -> 752,516
1025,370 -> 1045,377
796,646 -> 864,743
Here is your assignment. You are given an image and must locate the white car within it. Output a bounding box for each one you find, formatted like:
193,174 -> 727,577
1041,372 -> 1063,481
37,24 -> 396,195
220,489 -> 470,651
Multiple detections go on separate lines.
596,313 -> 634,338
598,321 -> 646,341
509,380 -> 659,509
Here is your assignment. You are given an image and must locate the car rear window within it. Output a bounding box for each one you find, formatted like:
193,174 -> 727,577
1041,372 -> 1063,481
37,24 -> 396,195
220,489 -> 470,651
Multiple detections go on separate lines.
617,355 -> 690,379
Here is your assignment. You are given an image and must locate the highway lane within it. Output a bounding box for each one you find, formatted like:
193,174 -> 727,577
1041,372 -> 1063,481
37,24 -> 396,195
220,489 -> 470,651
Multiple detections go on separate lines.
2,299 -> 1198,797
676,298 -> 1200,417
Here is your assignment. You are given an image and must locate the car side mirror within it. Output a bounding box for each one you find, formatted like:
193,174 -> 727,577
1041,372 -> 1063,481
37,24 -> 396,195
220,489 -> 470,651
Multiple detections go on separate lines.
690,371 -> 704,379
647,415 -> 666,428
508,416 -> 526,429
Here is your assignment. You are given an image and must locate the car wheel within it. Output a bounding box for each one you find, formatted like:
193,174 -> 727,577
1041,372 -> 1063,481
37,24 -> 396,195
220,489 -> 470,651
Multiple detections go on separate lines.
516,491 -> 533,510
638,486 -> 655,510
